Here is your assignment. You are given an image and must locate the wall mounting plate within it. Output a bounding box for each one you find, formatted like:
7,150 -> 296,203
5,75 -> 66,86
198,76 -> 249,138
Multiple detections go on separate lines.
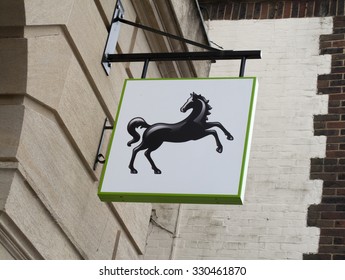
101,0 -> 124,76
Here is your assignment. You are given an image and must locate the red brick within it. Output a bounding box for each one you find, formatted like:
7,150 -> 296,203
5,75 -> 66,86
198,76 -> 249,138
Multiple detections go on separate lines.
319,245 -> 345,254
325,165 -> 345,172
224,3 -> 232,20
327,136 -> 345,143
306,1 -> 315,17
327,122 -> 345,128
333,40 -> 345,47
330,80 -> 345,86
328,107 -> 345,114
318,73 -> 343,80
319,220 -> 336,227
334,237 -> 345,244
299,0 -> 307,17
326,143 -> 339,150
303,253 -> 331,260
216,3 -> 226,20
268,3 -> 275,19
253,3 -> 261,19
324,181 -> 345,188
309,204 -> 337,212
330,0 -> 337,16
334,254 -> 345,259
329,93 -> 345,100
337,189 -> 345,195
315,129 -> 339,136
231,2 -> 240,20
321,228 -> 345,237
328,100 -> 341,108
323,188 -> 336,195
283,1 -> 292,18
276,2 -> 284,18
310,173 -> 337,180
261,3 -> 269,19
318,79 -> 330,88
320,41 -> 332,49
322,196 -> 345,204
335,221 -> 345,227
320,236 -> 333,244
321,211 -> 345,219
314,114 -> 340,121
246,3 -> 254,19
291,1 -> 299,17
327,151 -> 345,157
334,16 -> 345,27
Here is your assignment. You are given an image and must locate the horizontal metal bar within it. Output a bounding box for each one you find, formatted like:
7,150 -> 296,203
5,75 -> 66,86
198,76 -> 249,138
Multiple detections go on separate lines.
106,50 -> 261,63
116,18 -> 219,52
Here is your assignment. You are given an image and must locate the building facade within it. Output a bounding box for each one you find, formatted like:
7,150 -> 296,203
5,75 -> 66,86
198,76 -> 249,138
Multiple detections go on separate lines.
144,1 -> 345,260
0,0 -> 210,259
2,0 -> 345,260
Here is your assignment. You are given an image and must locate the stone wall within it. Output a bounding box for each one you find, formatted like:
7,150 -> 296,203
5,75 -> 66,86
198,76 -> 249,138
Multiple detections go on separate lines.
306,16 -> 345,260
0,0 -> 209,259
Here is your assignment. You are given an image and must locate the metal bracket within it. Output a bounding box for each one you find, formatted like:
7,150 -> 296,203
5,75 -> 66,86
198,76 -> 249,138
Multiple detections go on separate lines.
96,0 -> 262,170
93,118 -> 113,170
102,0 -> 124,75
107,50 -> 260,77
101,0 -> 262,77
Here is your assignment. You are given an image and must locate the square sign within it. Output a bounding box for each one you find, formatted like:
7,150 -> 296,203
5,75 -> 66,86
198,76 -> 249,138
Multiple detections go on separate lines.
98,77 -> 258,204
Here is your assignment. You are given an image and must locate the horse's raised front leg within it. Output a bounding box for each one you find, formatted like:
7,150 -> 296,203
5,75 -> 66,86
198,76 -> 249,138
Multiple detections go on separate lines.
203,129 -> 223,153
144,149 -> 161,174
205,122 -> 234,140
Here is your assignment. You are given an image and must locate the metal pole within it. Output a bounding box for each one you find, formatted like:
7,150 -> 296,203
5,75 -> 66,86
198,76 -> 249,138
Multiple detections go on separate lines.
239,57 -> 247,77
107,50 -> 261,62
117,18 -> 220,52
93,118 -> 113,170
141,59 -> 150,78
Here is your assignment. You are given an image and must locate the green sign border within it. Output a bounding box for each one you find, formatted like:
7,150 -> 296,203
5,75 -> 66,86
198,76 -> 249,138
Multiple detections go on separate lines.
98,77 -> 258,204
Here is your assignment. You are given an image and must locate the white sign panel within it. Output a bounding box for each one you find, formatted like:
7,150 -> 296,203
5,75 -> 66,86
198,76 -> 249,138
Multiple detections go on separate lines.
98,78 -> 258,204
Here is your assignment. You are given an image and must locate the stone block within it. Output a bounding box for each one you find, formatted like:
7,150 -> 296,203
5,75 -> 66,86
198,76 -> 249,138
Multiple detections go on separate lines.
5,171 -> 81,259
26,26 -> 72,109
0,0 -> 25,26
0,104 -> 24,159
25,0 -> 74,26
15,105 -> 116,258
0,38 -> 27,94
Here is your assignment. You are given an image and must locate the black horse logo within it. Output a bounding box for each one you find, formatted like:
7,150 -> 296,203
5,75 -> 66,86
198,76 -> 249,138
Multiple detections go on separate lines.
127,92 -> 234,174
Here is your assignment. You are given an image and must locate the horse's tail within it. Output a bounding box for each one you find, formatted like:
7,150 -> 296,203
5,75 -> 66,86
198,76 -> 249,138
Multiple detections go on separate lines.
127,117 -> 149,146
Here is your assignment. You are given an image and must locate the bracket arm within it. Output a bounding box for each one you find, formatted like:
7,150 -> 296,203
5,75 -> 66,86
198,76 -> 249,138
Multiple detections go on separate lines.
93,118 -> 114,170
116,18 -> 219,52
106,50 -> 261,63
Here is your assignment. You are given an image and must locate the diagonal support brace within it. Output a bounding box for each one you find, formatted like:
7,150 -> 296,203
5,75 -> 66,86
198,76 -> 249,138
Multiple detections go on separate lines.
93,118 -> 113,170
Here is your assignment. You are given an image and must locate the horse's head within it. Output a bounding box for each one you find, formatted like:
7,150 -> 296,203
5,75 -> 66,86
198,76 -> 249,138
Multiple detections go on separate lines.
180,92 -> 198,113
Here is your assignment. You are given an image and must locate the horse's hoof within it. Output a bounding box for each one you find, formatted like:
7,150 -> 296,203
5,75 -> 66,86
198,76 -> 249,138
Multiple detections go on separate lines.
154,169 -> 162,174
227,135 -> 234,141
216,146 -> 223,153
130,169 -> 138,174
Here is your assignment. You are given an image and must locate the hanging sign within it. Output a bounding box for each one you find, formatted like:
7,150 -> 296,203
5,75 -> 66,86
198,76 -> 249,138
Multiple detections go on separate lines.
98,77 -> 258,204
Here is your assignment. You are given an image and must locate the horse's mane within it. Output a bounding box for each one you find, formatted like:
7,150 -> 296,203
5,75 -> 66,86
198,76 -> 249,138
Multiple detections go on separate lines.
192,92 -> 212,121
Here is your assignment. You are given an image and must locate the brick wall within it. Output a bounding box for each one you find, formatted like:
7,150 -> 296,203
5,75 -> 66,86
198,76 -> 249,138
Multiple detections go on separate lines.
145,16 -> 332,259
306,16 -> 345,260
198,0 -> 345,20
197,0 -> 345,260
